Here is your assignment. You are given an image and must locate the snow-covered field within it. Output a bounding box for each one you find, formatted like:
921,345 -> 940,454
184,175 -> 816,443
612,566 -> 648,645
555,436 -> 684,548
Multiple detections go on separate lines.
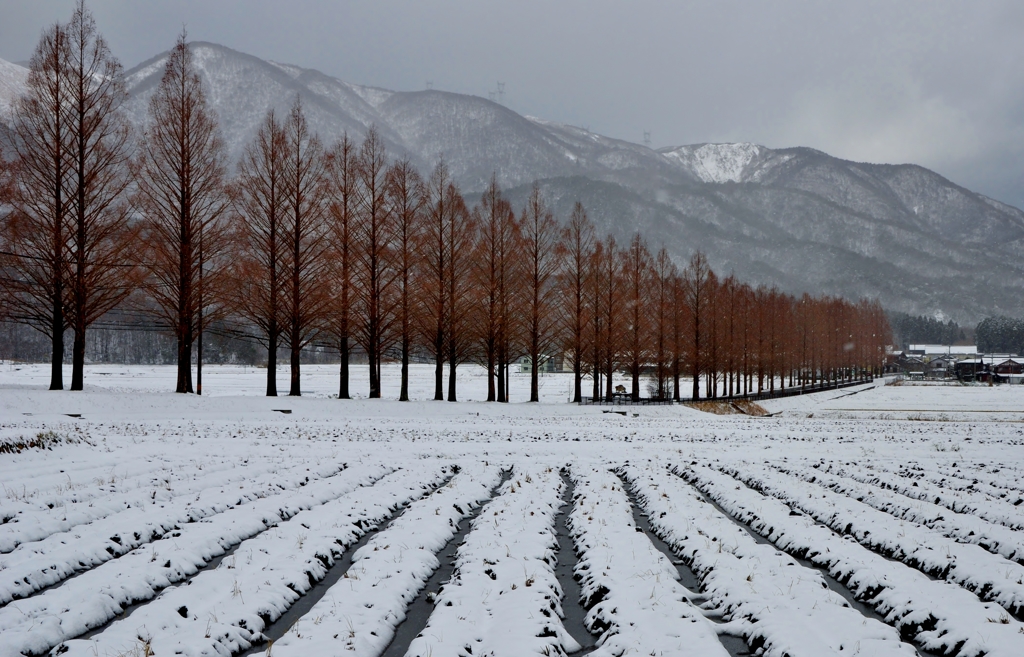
1,364 -> 1023,657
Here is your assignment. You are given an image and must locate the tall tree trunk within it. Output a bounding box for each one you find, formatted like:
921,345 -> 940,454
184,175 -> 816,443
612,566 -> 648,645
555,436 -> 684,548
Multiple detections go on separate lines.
176,322 -> 193,394
267,325 -> 278,396
368,320 -> 380,398
691,331 -> 700,401
530,341 -> 540,402
289,340 -> 301,396
338,338 -> 349,398
487,344 -> 496,402
400,335 -> 409,401
196,237 -> 203,395
434,330 -> 444,401
289,218 -> 301,397
573,357 -> 582,404
196,308 -> 203,395
447,360 -> 458,402
70,194 -> 86,391
176,245 -> 190,394
50,297 -> 64,390
399,270 -> 409,401
496,345 -> 506,403
71,326 -> 85,390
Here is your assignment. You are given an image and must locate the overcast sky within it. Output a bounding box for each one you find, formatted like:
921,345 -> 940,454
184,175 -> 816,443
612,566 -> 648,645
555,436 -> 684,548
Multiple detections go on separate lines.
2,1 -> 1022,207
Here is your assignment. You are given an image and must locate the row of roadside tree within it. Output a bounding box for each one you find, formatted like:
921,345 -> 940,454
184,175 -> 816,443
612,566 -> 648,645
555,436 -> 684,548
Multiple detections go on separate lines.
0,3 -> 891,401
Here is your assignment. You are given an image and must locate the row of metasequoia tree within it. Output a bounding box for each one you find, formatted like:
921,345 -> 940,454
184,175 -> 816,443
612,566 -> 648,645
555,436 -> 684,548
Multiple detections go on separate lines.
0,4 -> 892,400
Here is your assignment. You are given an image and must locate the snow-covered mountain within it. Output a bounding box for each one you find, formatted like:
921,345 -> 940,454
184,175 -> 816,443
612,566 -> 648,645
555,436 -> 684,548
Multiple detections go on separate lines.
660,143 -> 793,183
118,44 -> 678,193
2,46 -> 1023,322
0,57 -> 28,121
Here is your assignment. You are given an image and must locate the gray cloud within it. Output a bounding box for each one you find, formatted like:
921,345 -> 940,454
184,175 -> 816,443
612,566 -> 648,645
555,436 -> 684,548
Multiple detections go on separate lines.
3,0 -> 1022,207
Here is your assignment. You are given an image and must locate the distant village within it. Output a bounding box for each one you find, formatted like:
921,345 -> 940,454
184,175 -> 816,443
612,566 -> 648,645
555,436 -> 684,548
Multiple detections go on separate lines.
889,344 -> 1024,383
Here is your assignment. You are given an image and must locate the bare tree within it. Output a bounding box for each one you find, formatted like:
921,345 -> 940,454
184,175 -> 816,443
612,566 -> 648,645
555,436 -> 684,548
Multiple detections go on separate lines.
559,201 -> 594,403
135,32 -> 228,393
703,269 -> 720,397
599,236 -> 624,399
670,269 -> 686,400
651,247 -> 675,399
3,21 -> 72,390
420,159 -> 453,401
279,98 -> 331,396
63,0 -> 135,391
444,193 -> 477,402
621,232 -> 652,401
681,250 -> 712,400
586,239 -> 606,399
720,275 -> 739,397
325,133 -> 355,399
520,184 -> 562,402
493,200 -> 522,403
230,109 -> 286,395
385,158 -> 424,401
352,127 -> 395,398
472,174 -> 516,401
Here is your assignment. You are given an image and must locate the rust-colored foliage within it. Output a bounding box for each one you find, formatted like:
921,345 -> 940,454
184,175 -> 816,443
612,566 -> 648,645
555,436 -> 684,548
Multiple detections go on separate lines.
3,2 -> 138,391
0,14 -> 893,399
134,32 -> 229,394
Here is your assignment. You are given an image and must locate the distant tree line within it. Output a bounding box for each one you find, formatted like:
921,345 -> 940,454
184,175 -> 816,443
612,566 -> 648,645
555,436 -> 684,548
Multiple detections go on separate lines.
976,316 -> 1024,355
0,316 -> 262,366
887,312 -> 965,349
0,4 -> 893,400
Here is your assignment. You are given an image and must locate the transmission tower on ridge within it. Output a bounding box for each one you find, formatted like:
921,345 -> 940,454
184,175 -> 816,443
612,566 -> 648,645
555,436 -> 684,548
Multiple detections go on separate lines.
643,131 -> 651,147
425,80 -> 433,90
